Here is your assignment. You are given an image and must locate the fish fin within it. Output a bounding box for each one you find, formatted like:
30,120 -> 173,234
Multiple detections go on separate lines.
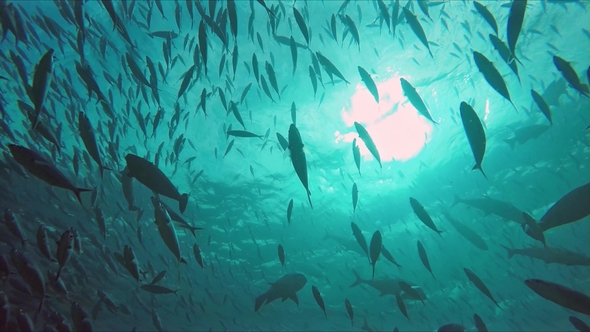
451,194 -> 461,207
254,292 -> 268,312
100,165 -> 114,178
504,138 -> 516,150
288,293 -> 299,306
349,269 -> 363,288
179,193 -> 189,214
500,245 -> 514,259
472,164 -> 488,179
74,188 -> 93,206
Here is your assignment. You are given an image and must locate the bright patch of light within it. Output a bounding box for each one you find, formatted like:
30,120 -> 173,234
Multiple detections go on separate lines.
336,75 -> 433,162
484,99 -> 490,122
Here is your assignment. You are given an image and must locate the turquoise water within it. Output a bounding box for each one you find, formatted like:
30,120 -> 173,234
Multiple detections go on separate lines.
0,0 -> 589,331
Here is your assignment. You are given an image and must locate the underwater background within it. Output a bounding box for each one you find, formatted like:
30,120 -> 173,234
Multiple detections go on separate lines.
0,0 -> 589,331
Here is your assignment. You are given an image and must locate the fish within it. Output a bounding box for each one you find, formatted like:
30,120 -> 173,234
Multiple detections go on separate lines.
288,124 -> 312,208
521,213 -> 546,246
312,286 -> 327,318
36,225 -> 55,261
553,56 -> 589,97
402,7 -> 433,58
3,209 -> 26,248
354,122 -> 381,169
8,145 -> 91,205
417,241 -> 435,279
368,231 -> 382,280
290,36 -> 297,75
150,270 -> 166,285
254,273 -> 307,312
441,210 -> 487,251
123,245 -> 139,282
198,21 -> 207,76
125,154 -> 189,213
525,279 -> 590,315
10,249 -> 45,312
531,89 -> 553,125
358,66 -> 379,103
501,245 -> 590,266
287,199 -> 294,225
31,49 -> 55,131
344,299 -> 353,326
569,316 -> 590,332
381,244 -> 402,268
351,222 -> 369,259
395,293 -> 409,321
459,102 -> 487,178
473,314 -> 488,332
78,112 -> 112,178
227,130 -> 263,139
151,197 -> 184,264
400,78 -> 437,124
193,243 -> 204,269
315,52 -> 350,84
473,51 -> 517,111
525,183 -> 590,233
503,124 -> 550,149
489,34 -> 520,83
54,230 -> 74,282
438,324 -> 468,332
125,53 -> 150,87
278,244 -> 285,267
349,182 -> 359,215
507,0 -> 527,63
410,197 -> 443,236
352,138 -> 361,176
464,268 -> 502,310
141,284 -> 179,295
473,2 -> 498,35
293,7 -> 309,45
121,167 -> 139,211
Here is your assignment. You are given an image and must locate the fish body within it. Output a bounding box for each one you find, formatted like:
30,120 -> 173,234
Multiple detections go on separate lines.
8,145 -> 90,205
193,244 -> 204,268
278,244 -> 285,267
288,124 -> 312,207
312,286 -> 327,318
473,2 -> 498,34
151,197 -> 182,262
78,112 -> 111,177
121,167 -> 139,211
400,78 -> 437,124
536,183 -> 590,232
473,51 -> 516,111
531,89 -> 552,124
352,138 -> 361,175
410,198 -> 442,236
464,268 -> 502,309
352,183 -> 358,213
54,230 -> 74,282
452,194 -> 524,224
503,124 -> 550,149
368,231 -> 382,279
460,102 -> 487,178
141,284 -> 179,295
123,245 -> 140,281
525,279 -> 590,315
10,249 -> 45,312
125,154 -> 189,213
31,49 -> 55,130
354,122 -> 381,168
507,0 -> 526,62
254,273 -> 307,312
358,66 -> 379,103
36,225 -> 54,261
345,299 -> 353,326
4,209 -> 26,247
351,222 -> 369,259
417,241 -> 435,279
441,210 -> 487,251
402,7 -> 432,57
501,245 -> 590,266
287,199 -> 294,225
553,56 -> 589,97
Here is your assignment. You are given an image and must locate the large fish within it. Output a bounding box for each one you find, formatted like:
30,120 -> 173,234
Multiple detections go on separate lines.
288,124 -> 312,208
503,124 -> 549,150
8,145 -> 90,205
464,268 -> 502,310
525,183 -> 590,233
452,195 -> 524,224
400,78 -> 437,124
350,270 -> 425,301
354,122 -> 381,169
410,197 -> 442,236
473,51 -> 517,111
254,273 -> 307,312
459,102 -> 487,178
125,154 -> 189,213
31,49 -> 55,131
78,112 -> 111,178
525,279 -> 590,315
501,245 -> 590,266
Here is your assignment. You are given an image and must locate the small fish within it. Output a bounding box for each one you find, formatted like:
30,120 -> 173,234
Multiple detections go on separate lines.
460,102 -> 487,178
54,230 -> 74,282
473,1 -> 498,35
287,199 -> 294,225
350,222 -> 369,259
344,299 -> 353,326
227,130 -> 263,139
311,286 -> 327,318
4,209 -> 26,248
553,56 -> 589,97
354,122 -> 381,169
417,240 -> 435,279
473,51 -> 517,111
36,225 -> 54,261
410,197 -> 443,237
31,49 -> 55,131
507,0 -> 527,63
473,314 -> 488,332
464,268 -> 502,310
288,124 -> 312,208
193,244 -> 204,269
531,90 -> 552,125
278,244 -> 285,267
400,78 -> 437,124
141,284 -> 179,295
402,7 -> 432,58
358,66 -> 379,103
352,183 -> 358,213
368,231 -> 382,280
293,7 -> 309,45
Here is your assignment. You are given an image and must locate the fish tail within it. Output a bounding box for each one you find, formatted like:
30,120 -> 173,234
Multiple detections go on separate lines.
451,194 -> 461,207
179,193 -> 189,213
349,269 -> 363,288
307,192 -> 313,210
472,164 -> 488,179
100,165 -> 114,178
504,137 -> 516,150
254,292 -> 268,312
500,245 -> 514,259
74,187 -> 92,205
55,266 -> 63,283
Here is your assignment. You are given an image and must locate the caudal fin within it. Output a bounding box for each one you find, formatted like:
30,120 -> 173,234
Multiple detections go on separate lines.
500,245 -> 515,259
451,194 -> 461,207
349,269 -> 363,288
472,164 -> 488,180
504,138 -> 516,150
179,193 -> 189,214
74,188 -> 93,206
254,292 -> 268,312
